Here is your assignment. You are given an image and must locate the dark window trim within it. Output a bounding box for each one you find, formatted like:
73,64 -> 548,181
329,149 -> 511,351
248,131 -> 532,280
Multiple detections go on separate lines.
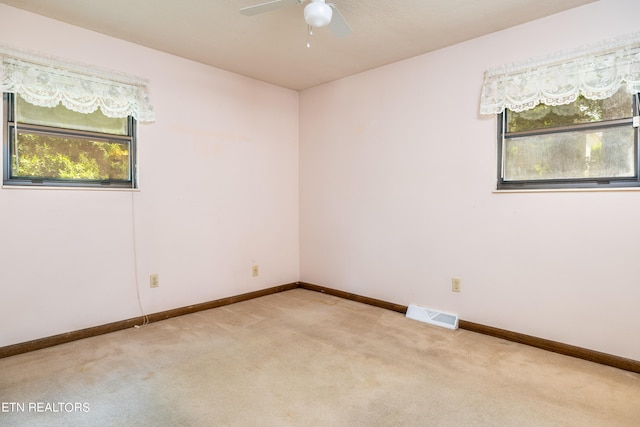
497,94 -> 640,190
3,93 -> 138,189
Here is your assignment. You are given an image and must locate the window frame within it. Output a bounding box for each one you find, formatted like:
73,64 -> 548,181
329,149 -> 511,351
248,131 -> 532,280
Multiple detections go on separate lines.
497,93 -> 640,190
3,93 -> 138,189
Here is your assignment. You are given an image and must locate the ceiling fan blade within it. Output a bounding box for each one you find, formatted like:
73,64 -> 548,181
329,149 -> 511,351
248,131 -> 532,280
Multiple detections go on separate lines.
239,0 -> 301,16
327,4 -> 352,38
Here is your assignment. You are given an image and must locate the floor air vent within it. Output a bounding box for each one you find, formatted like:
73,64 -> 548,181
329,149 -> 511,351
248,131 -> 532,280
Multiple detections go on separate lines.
406,305 -> 458,330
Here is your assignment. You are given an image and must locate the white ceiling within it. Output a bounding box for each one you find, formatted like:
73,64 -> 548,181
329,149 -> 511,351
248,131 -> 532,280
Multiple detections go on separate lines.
0,0 -> 595,90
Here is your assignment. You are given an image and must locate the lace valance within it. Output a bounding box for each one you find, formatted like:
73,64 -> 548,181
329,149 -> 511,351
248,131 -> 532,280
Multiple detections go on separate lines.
0,45 -> 154,123
480,33 -> 640,115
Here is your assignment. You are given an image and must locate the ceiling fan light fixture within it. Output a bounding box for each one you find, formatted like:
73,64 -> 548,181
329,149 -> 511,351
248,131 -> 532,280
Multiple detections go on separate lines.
304,0 -> 333,28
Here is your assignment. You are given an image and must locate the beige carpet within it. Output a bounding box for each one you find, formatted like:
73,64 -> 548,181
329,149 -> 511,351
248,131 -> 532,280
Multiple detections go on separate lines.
1,288 -> 638,426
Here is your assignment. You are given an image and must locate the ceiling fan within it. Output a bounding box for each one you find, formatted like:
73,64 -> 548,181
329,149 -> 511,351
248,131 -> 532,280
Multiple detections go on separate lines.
240,0 -> 352,39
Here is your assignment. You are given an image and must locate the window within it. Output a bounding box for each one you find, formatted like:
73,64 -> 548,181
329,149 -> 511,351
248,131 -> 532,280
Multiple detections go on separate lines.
480,33 -> 640,191
3,93 -> 137,188
497,88 -> 640,190
0,46 -> 153,189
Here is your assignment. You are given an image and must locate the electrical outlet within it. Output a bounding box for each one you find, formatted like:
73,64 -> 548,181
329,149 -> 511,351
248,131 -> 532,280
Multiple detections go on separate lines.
150,273 -> 159,288
252,265 -> 259,277
452,277 -> 461,292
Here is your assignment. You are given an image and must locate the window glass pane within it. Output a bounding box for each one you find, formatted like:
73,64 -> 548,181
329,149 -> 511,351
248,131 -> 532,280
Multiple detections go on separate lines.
503,126 -> 635,181
16,96 -> 127,135
507,88 -> 633,133
12,131 -> 130,181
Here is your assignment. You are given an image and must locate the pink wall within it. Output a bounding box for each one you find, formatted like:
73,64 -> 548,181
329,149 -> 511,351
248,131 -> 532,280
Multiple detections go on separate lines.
299,0 -> 640,361
0,5 -> 299,346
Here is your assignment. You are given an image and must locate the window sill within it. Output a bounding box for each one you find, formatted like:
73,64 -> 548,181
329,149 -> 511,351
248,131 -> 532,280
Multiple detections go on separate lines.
2,184 -> 139,192
493,187 -> 640,194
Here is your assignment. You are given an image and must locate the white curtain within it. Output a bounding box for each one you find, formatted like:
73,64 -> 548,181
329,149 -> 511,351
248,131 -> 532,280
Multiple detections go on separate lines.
0,45 -> 154,123
480,33 -> 640,115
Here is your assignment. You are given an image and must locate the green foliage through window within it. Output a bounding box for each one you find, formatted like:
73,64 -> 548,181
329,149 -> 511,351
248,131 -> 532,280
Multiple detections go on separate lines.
507,91 -> 632,132
13,132 -> 130,180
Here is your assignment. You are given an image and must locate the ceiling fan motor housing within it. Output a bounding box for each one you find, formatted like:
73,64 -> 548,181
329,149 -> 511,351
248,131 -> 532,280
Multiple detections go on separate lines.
304,0 -> 333,27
